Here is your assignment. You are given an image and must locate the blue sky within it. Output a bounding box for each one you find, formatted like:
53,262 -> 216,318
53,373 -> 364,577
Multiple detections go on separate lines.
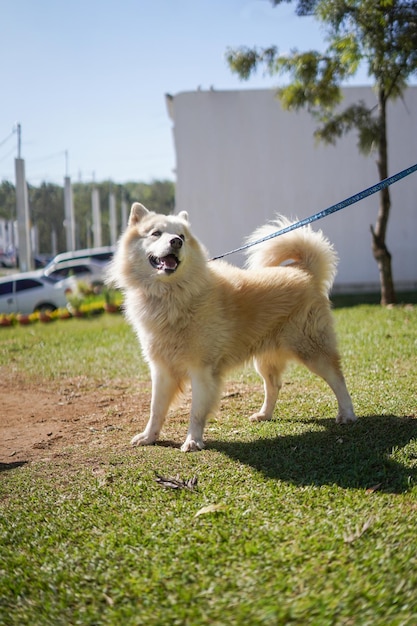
1,0 -> 370,185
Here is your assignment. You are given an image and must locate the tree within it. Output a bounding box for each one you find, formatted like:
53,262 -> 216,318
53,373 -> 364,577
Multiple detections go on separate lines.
30,183 -> 66,254
123,180 -> 175,215
0,181 -> 16,221
227,0 -> 417,305
0,179 -> 176,254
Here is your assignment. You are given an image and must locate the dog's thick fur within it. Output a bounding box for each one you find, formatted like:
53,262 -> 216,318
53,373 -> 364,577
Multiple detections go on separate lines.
107,203 -> 356,452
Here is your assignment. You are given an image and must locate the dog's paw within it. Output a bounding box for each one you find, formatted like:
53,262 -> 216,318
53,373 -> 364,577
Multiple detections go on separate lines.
249,412 -> 272,422
131,431 -> 157,446
336,411 -> 357,425
180,437 -> 204,452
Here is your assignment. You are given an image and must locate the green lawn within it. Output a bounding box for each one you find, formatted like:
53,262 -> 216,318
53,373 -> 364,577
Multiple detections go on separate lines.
0,305 -> 416,625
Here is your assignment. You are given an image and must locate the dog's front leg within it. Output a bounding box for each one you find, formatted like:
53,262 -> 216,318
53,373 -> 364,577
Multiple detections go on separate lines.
181,368 -> 221,452
131,364 -> 178,446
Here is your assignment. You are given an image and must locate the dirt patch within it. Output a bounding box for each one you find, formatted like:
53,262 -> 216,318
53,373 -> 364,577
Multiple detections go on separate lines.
0,368 -> 255,467
0,371 -> 150,465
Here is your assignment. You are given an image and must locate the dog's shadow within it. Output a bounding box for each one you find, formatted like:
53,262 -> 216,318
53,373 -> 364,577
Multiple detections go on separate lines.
209,415 -> 417,494
0,461 -> 28,473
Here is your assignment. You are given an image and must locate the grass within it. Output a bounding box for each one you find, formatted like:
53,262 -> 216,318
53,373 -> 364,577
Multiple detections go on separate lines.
1,305 -> 417,625
0,314 -> 145,382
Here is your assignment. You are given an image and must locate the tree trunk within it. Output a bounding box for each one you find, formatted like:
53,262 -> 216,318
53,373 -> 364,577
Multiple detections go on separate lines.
371,87 -> 396,306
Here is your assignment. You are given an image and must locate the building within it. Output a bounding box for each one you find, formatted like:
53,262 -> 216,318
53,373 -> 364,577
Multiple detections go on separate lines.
166,87 -> 417,293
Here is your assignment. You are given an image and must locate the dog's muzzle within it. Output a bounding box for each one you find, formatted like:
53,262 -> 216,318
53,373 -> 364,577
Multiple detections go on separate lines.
149,236 -> 182,274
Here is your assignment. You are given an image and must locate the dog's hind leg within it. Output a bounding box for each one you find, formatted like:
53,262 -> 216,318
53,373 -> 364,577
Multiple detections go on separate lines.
299,351 -> 356,424
249,356 -> 286,422
131,364 -> 179,446
181,368 -> 222,452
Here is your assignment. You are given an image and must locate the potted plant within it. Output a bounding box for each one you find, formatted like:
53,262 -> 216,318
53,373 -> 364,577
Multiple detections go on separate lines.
39,310 -> 53,323
0,314 -> 13,327
17,313 -> 31,325
103,287 -> 120,313
65,286 -> 85,318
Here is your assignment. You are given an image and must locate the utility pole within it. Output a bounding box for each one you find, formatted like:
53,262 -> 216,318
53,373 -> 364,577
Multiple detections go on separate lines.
91,174 -> 102,247
109,185 -> 117,245
63,150 -> 76,251
17,122 -> 21,158
120,189 -> 128,234
14,123 -> 33,271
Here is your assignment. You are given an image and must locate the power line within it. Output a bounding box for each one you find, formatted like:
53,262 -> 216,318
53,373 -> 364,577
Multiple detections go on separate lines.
0,145 -> 16,164
0,130 -> 15,148
28,150 -> 66,164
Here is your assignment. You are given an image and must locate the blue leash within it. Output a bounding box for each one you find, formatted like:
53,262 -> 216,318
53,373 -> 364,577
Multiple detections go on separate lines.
210,162 -> 417,261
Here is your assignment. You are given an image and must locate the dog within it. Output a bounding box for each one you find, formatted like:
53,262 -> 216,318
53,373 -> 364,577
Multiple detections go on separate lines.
107,202 -> 356,452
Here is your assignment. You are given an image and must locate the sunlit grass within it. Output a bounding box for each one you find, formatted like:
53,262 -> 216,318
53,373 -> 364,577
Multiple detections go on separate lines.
0,304 -> 416,625
0,314 -> 147,382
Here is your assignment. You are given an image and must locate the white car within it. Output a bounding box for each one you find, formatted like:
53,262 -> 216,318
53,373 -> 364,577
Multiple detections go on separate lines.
42,258 -> 107,287
0,271 -> 70,314
0,254 -> 111,314
0,252 -> 16,268
44,246 -> 114,270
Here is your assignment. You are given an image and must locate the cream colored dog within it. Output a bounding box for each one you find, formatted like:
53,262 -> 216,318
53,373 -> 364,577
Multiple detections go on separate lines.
107,203 -> 356,452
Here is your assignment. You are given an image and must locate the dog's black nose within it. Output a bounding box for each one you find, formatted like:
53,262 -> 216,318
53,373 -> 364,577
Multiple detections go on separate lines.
170,236 -> 183,250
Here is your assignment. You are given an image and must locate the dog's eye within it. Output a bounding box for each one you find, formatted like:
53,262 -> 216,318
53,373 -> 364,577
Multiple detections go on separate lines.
151,230 -> 162,238
179,234 -> 185,241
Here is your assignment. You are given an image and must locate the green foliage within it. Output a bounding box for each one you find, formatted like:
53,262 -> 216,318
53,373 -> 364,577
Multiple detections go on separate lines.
30,182 -> 66,253
316,0 -> 417,97
272,0 -> 319,15
71,179 -> 175,250
226,46 -> 278,80
124,180 -> 175,215
227,0 -> 417,153
228,0 -> 417,303
313,101 -> 380,153
0,179 -> 175,254
0,306 -> 417,624
0,180 -> 16,220
276,50 -> 348,109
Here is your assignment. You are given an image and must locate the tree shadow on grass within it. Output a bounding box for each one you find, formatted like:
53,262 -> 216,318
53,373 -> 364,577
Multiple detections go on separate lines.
209,415 -> 417,494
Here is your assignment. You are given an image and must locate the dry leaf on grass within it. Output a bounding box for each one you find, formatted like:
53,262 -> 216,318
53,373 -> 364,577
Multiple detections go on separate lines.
344,517 -> 374,544
194,503 -> 227,518
154,472 -> 198,491
366,483 -> 383,494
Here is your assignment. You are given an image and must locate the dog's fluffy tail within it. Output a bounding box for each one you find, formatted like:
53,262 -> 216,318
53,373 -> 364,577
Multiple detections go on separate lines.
245,215 -> 338,294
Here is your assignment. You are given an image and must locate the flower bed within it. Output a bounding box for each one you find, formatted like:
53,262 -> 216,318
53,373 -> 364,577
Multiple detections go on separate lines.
0,290 -> 123,327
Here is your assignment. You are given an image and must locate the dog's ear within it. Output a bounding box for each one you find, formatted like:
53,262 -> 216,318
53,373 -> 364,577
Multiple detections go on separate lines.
178,210 -> 189,222
129,203 -> 149,226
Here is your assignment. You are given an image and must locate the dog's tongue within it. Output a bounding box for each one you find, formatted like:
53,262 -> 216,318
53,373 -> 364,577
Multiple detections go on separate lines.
161,254 -> 178,270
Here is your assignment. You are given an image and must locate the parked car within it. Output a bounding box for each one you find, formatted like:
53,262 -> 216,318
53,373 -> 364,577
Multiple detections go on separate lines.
42,259 -> 107,287
33,254 -> 52,268
0,247 -> 115,314
0,271 -> 70,314
0,251 -> 16,268
44,246 -> 115,270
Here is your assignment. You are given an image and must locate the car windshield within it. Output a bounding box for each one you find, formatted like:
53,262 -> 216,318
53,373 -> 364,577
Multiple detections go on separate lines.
43,268 -> 68,282
41,274 -> 58,284
44,264 -> 93,282
43,247 -> 113,270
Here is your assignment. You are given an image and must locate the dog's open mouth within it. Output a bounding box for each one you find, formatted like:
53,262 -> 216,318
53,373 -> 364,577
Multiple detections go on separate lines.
149,254 -> 180,274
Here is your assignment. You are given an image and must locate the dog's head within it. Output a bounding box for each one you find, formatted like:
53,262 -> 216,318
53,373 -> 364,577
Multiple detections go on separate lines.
108,203 -> 207,294
127,202 -> 189,277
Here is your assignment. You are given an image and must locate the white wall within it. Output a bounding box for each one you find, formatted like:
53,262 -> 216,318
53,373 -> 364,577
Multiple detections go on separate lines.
167,87 -> 417,292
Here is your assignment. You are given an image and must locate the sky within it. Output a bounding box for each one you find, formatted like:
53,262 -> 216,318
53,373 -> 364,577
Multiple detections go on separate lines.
1,0 -> 370,186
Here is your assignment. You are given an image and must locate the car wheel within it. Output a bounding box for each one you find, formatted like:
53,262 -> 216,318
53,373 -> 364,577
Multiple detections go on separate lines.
35,303 -> 57,313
